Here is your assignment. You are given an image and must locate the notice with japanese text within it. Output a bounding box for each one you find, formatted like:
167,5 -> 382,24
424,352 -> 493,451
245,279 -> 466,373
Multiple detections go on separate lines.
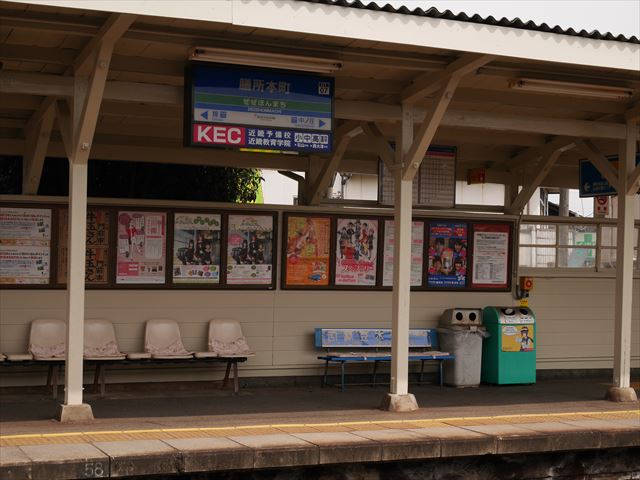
57,208 -> 110,284
382,220 -> 424,287
0,207 -> 51,284
471,223 -> 510,289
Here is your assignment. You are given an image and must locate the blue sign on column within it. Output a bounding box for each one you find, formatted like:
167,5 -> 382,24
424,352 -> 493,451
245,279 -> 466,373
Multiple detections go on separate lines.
185,63 -> 333,154
579,153 -> 640,197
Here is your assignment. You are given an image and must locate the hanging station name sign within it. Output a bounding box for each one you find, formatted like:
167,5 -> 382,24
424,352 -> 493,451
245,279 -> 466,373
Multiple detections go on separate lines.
185,63 -> 334,154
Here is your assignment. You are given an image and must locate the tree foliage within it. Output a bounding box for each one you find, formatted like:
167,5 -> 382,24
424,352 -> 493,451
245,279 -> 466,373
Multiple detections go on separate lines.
0,157 -> 263,203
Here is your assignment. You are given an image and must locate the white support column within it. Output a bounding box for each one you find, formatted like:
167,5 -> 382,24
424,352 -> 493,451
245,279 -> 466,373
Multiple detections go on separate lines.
382,104 -> 418,412
65,159 -> 89,406
607,120 -> 639,403
58,34 -> 125,422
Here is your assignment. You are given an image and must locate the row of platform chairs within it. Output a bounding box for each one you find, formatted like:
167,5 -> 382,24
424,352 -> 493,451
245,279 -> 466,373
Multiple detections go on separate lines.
0,318 -> 254,362
0,318 -> 255,395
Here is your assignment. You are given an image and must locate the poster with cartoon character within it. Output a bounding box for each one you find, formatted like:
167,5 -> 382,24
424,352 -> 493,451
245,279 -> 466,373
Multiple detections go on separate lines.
285,215 -> 330,286
502,324 -> 535,352
335,218 -> 378,286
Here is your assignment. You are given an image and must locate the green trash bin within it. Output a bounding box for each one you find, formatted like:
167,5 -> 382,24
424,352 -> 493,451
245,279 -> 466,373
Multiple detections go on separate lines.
481,306 -> 536,384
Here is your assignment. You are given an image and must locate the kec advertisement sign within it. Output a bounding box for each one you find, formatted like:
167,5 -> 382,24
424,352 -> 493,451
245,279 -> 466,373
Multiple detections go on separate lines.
185,63 -> 333,154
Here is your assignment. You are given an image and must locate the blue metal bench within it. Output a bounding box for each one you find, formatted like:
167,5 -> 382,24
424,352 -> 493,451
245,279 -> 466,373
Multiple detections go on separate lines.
315,328 -> 454,391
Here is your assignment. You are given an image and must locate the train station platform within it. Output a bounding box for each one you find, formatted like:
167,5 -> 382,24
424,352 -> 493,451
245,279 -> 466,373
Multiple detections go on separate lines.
1,378 -> 638,479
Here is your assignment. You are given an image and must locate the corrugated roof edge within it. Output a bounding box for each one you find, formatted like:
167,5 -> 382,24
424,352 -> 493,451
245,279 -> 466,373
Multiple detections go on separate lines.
297,0 -> 640,45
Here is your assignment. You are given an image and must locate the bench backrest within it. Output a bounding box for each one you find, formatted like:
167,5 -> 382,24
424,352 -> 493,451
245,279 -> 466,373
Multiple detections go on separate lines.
314,328 -> 438,349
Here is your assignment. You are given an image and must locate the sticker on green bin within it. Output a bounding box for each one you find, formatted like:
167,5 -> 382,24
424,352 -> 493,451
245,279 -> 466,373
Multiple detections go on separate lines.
501,324 -> 534,352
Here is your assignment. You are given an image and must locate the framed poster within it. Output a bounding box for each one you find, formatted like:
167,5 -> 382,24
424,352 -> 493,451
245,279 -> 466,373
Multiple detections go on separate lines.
226,214 -> 274,285
185,62 -> 333,154
172,213 -> 221,284
382,219 -> 424,287
283,214 -> 331,287
57,208 -> 111,285
116,211 -> 166,284
0,207 -> 51,285
427,222 -> 467,288
471,223 -> 511,289
335,217 -> 378,286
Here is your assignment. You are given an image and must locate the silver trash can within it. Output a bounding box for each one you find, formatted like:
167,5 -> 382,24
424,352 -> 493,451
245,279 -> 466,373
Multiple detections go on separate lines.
438,308 -> 487,387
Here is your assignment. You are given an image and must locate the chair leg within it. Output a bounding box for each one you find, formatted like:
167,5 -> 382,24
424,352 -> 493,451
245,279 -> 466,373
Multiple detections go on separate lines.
46,364 -> 53,388
221,361 -> 232,389
100,364 -> 106,396
232,361 -> 239,395
93,364 -> 101,391
420,360 -> 425,383
340,362 -> 345,392
322,360 -> 329,387
51,365 -> 59,400
372,360 -> 378,388
439,361 -> 443,386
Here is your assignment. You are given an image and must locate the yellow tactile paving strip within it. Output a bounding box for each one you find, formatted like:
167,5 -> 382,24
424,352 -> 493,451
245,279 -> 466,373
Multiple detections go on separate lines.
1,410 -> 637,448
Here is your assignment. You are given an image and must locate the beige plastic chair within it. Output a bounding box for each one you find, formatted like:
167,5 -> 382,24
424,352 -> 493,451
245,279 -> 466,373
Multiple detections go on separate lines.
206,319 -> 255,358
84,319 -> 126,360
6,319 -> 65,398
27,318 -> 66,361
200,319 -> 254,394
143,319 -> 193,359
84,319 -> 126,395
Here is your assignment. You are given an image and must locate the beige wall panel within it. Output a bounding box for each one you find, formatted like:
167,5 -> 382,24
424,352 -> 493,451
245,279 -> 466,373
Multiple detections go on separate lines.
1,276 -> 639,384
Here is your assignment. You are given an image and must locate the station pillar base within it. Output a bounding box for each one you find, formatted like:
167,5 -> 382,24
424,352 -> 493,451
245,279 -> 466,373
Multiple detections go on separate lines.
605,386 -> 638,403
380,393 -> 419,412
57,403 -> 94,422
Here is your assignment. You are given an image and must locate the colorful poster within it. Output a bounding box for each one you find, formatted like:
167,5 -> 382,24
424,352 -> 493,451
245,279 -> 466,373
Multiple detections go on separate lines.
57,208 -> 110,284
285,215 -> 330,286
0,207 -> 51,284
382,220 -> 424,287
335,218 -> 378,286
226,214 -> 274,285
501,324 -> 535,352
472,223 -> 510,289
427,222 -> 467,288
116,211 -> 166,284
172,213 -> 221,284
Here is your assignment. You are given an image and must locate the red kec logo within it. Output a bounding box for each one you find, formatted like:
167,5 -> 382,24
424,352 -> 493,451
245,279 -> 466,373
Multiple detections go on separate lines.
193,124 -> 246,146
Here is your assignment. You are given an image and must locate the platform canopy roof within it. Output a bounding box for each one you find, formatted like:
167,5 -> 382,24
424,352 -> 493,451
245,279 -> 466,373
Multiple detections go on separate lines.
0,0 -> 638,191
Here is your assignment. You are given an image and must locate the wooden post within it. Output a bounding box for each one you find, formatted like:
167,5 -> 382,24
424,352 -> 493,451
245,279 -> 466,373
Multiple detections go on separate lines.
383,104 -> 419,412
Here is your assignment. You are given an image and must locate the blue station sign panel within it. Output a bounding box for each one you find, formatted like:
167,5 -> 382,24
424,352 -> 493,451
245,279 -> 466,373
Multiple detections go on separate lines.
185,63 -> 333,154
579,153 -> 640,197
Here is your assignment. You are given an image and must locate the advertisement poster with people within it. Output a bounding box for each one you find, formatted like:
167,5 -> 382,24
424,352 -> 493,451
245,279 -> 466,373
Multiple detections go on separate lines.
116,211 -> 166,284
173,213 -> 221,284
471,223 -> 510,289
382,220 -> 424,287
0,207 -> 51,284
427,222 -> 467,288
57,208 -> 110,284
285,215 -> 330,286
501,324 -> 535,352
335,218 -> 378,286
226,214 -> 273,284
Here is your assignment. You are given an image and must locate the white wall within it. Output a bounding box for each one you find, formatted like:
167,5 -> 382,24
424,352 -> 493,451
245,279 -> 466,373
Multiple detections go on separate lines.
1,276 -> 638,386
